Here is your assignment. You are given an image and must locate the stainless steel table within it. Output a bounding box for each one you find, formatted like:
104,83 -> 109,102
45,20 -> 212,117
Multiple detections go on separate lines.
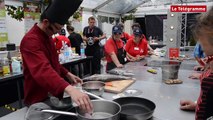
1,60 -> 200,120
101,62 -> 200,120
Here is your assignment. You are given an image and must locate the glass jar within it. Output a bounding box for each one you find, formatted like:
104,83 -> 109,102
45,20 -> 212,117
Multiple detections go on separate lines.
2,58 -> 10,76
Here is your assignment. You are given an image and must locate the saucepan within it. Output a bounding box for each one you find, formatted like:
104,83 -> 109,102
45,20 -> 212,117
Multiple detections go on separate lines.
35,92 -> 121,120
30,91 -> 155,120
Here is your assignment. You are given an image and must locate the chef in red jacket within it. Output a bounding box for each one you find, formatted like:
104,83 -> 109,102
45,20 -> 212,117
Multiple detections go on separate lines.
20,0 -> 92,112
125,28 -> 148,61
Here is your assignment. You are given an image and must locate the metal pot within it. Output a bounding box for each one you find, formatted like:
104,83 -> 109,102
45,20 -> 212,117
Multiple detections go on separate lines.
161,60 -> 181,80
82,81 -> 105,96
40,100 -> 121,120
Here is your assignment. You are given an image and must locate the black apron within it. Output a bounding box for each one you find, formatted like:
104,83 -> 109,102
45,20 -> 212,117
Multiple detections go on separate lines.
121,33 -> 127,44
107,39 -> 126,71
121,37 -> 127,44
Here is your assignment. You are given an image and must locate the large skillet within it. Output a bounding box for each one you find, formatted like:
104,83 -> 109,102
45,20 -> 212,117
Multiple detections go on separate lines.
113,97 -> 156,120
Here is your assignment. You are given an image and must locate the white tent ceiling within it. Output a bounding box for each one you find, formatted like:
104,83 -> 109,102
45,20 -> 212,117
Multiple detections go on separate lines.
80,0 -> 213,15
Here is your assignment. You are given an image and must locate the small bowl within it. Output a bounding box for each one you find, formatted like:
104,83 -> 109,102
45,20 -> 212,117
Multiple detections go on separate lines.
82,81 -> 105,96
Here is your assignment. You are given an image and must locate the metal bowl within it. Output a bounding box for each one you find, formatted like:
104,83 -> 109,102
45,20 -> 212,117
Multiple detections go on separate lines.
82,81 -> 105,96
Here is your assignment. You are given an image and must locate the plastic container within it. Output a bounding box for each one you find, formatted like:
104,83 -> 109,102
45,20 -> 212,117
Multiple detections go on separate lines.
80,42 -> 85,58
11,58 -> 21,74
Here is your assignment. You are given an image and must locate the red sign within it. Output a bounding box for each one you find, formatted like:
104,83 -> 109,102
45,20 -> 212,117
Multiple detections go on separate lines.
169,48 -> 179,59
171,5 -> 207,12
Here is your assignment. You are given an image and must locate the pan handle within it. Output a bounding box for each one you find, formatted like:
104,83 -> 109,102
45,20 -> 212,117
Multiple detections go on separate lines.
84,91 -> 105,100
40,109 -> 78,116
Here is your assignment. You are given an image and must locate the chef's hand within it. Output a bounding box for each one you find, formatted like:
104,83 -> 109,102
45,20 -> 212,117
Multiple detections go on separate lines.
136,55 -> 145,61
180,100 -> 196,111
65,85 -> 93,113
188,73 -> 201,79
126,55 -> 136,62
66,72 -> 83,85
194,66 -> 204,71
129,58 -> 136,62
116,64 -> 124,68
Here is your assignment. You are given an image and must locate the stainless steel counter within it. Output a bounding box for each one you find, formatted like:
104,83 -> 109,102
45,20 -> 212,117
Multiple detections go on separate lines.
0,60 -> 200,120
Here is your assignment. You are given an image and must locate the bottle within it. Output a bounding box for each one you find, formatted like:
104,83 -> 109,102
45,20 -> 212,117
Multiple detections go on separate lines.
0,59 -> 3,77
63,45 -> 70,62
2,58 -> 10,76
80,42 -> 85,58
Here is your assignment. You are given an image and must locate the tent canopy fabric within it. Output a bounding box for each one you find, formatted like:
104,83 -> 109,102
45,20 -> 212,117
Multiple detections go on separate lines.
80,0 -> 213,15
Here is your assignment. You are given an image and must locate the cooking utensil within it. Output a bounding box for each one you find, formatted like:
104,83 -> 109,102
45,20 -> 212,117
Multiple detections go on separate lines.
82,81 -> 105,96
38,100 -> 121,120
87,91 -> 156,120
161,60 -> 181,81
113,97 -> 156,120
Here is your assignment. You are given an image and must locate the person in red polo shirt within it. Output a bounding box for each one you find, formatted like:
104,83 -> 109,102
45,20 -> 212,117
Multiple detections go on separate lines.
125,28 -> 148,62
53,28 -> 71,54
130,23 -> 154,54
105,25 -> 126,71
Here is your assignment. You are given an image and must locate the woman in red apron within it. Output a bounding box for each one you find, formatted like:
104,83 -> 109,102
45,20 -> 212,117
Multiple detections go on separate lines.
104,25 -> 126,71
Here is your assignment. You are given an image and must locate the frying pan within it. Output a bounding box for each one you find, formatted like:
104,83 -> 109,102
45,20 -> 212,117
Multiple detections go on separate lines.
87,91 -> 156,120
113,97 -> 156,120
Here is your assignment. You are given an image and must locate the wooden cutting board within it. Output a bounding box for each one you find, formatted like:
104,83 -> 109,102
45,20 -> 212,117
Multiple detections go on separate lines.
104,80 -> 135,93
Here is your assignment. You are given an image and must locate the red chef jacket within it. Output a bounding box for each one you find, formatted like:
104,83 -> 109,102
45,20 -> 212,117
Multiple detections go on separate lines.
20,24 -> 70,105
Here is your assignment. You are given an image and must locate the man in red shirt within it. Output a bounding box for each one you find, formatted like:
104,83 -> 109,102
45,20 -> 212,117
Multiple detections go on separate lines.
20,0 -> 92,112
125,28 -> 148,62
53,28 -> 71,54
104,25 -> 125,71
